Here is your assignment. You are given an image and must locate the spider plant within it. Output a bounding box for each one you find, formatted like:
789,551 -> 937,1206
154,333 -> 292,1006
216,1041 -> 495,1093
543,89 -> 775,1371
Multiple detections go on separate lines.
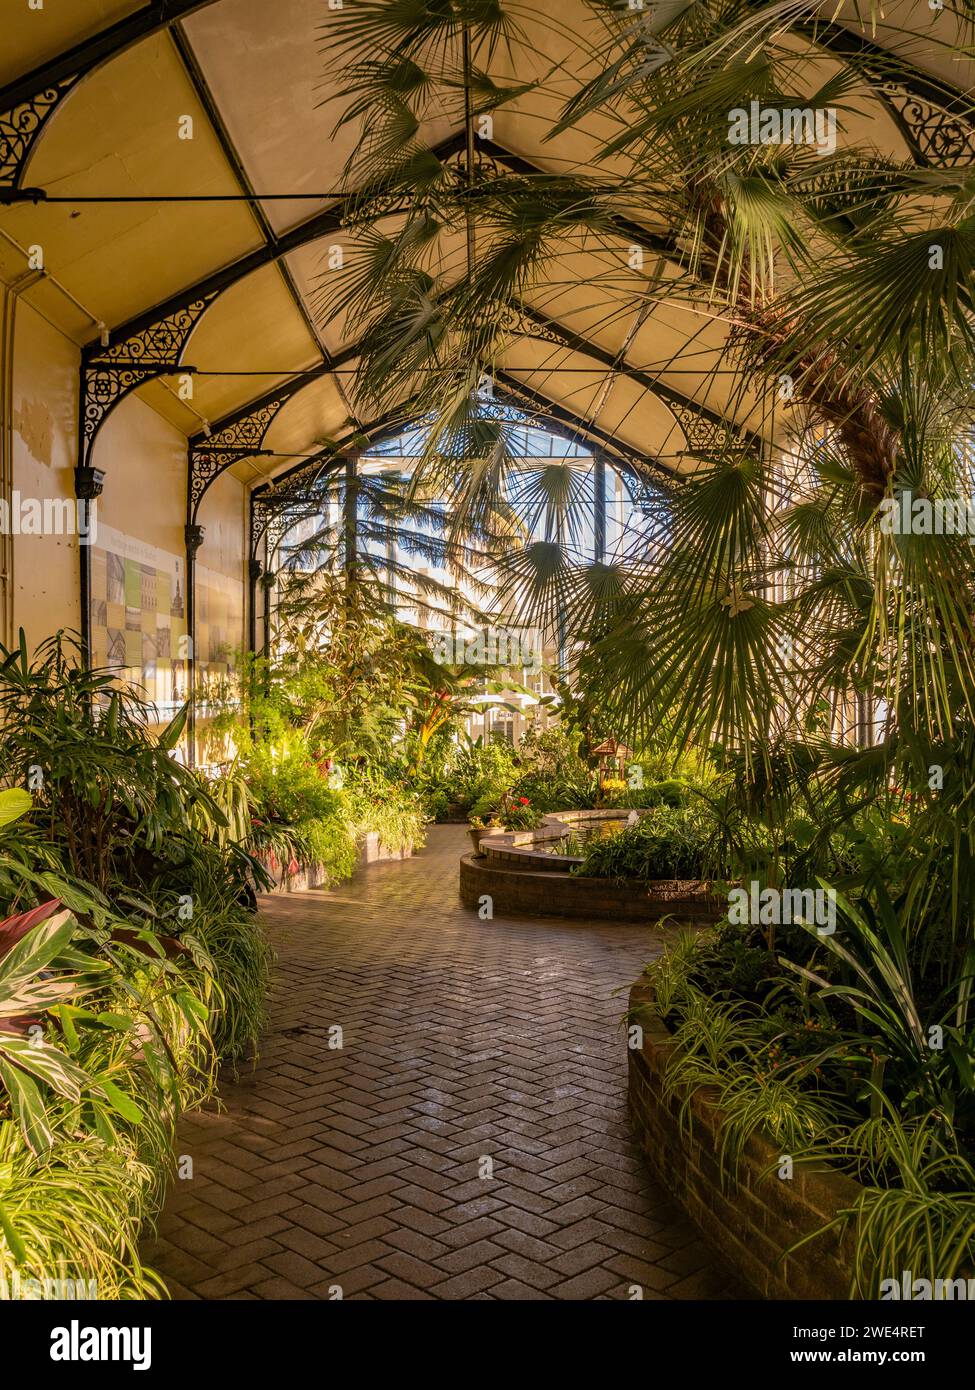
0,1119 -> 168,1300
802,1107 -> 975,1298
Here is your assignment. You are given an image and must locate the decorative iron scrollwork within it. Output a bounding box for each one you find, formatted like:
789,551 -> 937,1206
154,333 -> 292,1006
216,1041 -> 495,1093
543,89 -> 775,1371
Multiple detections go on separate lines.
250,496 -> 274,558
81,294 -> 218,466
189,450 -> 248,517
494,303 -> 570,348
872,78 -> 975,168
340,186 -> 414,228
251,483 -> 329,559
0,78 -> 78,188
188,399 -> 284,516
856,70 -> 973,169
340,144 -> 505,228
665,399 -> 739,457
208,401 -> 283,454
266,510 -> 301,558
449,146 -> 504,187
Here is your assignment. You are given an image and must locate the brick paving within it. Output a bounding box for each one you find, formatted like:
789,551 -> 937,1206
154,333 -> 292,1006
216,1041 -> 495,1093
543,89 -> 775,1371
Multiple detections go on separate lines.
147,825 -> 742,1299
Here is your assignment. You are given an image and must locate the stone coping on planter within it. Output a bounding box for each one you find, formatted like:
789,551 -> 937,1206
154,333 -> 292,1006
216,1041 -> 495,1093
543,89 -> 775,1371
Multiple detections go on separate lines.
628,980 -> 861,1299
478,807 -> 646,872
460,850 -> 721,924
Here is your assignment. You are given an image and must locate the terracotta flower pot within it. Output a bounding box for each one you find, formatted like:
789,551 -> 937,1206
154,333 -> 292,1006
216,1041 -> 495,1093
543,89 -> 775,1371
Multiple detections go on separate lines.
468,826 -> 491,856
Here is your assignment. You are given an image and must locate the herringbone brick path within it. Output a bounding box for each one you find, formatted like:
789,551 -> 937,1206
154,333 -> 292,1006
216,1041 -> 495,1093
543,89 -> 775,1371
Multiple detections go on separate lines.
147,825 -> 742,1300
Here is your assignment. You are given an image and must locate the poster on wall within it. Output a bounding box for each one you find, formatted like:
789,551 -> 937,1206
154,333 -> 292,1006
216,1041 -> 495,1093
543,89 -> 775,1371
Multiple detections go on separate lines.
90,524 -> 241,718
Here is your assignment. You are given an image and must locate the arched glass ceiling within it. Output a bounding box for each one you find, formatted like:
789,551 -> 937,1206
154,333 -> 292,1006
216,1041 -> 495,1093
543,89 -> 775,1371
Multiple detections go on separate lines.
365,402 -> 595,462
274,402 -> 642,581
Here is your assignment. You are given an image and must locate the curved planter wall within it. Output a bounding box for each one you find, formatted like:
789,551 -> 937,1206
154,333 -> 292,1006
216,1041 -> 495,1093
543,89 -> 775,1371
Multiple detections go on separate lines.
461,811 -> 721,924
460,853 -> 720,924
477,809 -> 643,872
628,982 -> 860,1300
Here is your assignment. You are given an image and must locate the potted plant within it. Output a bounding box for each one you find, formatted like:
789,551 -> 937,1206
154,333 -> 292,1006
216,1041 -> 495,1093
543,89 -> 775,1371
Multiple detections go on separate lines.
467,814 -> 499,855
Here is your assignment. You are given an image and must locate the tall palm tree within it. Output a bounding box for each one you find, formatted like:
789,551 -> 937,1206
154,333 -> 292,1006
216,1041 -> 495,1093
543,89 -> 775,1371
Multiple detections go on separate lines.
313,0 -> 975,776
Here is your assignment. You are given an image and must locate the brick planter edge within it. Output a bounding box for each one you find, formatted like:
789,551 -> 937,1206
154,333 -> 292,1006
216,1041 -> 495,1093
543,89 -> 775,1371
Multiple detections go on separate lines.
628,980 -> 861,1299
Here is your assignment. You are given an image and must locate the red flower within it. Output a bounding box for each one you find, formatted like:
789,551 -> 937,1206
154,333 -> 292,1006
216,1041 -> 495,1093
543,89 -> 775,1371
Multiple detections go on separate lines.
519,797 -> 530,805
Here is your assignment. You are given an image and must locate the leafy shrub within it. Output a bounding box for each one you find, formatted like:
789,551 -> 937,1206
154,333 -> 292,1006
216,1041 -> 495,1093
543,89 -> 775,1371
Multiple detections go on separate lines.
456,727 -> 596,818
291,815 -> 358,882
0,635 -> 273,1296
640,874 -> 975,1296
344,773 -> 427,856
451,741 -> 519,815
0,634 -> 218,897
0,1122 -> 168,1299
509,727 -> 595,811
244,742 -> 343,827
576,805 -> 719,880
496,793 -> 543,830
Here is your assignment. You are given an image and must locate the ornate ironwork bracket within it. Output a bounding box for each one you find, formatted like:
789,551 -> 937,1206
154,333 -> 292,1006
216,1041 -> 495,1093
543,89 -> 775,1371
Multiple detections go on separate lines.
249,486 -> 326,562
662,396 -> 745,459
872,79 -> 975,168
188,397 -> 285,520
249,494 -> 275,559
0,77 -> 78,189
80,294 -> 218,468
494,303 -> 571,348
340,143 -> 503,229
265,508 -> 307,560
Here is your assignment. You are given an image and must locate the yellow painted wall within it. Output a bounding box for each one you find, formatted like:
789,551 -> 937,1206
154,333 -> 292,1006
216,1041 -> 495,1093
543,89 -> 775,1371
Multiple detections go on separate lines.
3,304 -> 246,732
90,394 -> 246,754
6,300 -> 81,649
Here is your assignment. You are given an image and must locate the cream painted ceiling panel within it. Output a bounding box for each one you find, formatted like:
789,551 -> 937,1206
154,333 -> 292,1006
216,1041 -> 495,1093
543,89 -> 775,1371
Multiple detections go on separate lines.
489,0 -> 631,179
839,2 -> 975,92
132,258 -> 324,433
499,337 -> 641,433
2,0 -> 961,479
182,259 -> 320,381
183,0 -> 459,237
775,34 -> 914,161
286,225 -> 394,357
0,0 -> 146,87
522,240 -> 659,357
500,324 -> 775,457
136,369 -> 297,436
262,372 -> 351,457
0,239 -> 92,341
627,297 -> 730,378
0,32 -> 263,331
594,377 -> 690,466
16,279 -> 98,344
286,217 -> 469,356
133,378 -> 205,435
488,1 -> 915,179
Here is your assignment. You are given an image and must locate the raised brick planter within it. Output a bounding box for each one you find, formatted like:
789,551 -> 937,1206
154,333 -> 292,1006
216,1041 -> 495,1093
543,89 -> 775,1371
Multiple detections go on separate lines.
262,832 -> 416,894
460,852 -> 722,924
627,981 -> 860,1299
